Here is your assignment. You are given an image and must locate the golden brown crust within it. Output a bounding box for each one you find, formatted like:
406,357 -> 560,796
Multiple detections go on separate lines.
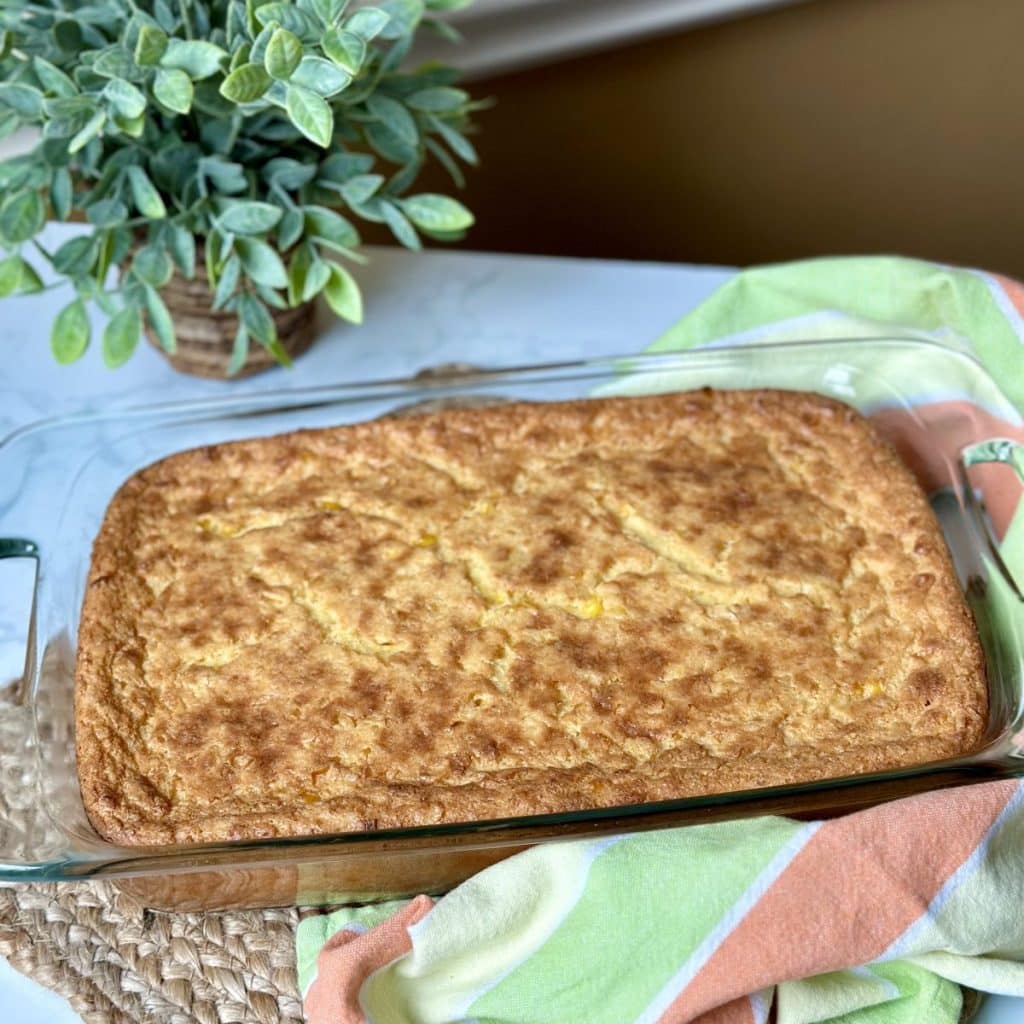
74,389 -> 988,846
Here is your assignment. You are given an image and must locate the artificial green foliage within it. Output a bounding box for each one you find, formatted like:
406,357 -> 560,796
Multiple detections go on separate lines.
0,0 -> 480,370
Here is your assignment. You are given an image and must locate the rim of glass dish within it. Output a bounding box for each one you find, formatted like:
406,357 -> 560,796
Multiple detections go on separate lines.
0,335 -> 1000,452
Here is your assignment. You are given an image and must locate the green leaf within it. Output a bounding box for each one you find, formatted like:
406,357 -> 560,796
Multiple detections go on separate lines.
102,306 -> 141,369
255,4 -> 321,38
407,86 -> 468,112
86,199 -> 128,227
0,254 -> 23,298
167,225 -> 196,279
287,243 -> 310,305
220,63 -> 272,103
200,156 -> 248,194
365,120 -> 416,165
381,199 -> 420,250
237,291 -> 277,344
17,261 -> 43,294
132,245 -> 173,288
249,22 -> 276,65
33,58 -> 77,98
92,48 -> 138,82
302,254 -> 330,302
428,114 -> 478,164
103,79 -> 146,120
113,111 -> 145,138
339,173 -> 383,206
425,136 -> 464,188
52,235 -> 97,276
0,191 -> 45,244
51,299 -> 90,365
143,284 -> 176,353
94,228 -> 116,285
135,25 -> 169,67
304,205 -> 360,250
399,193 -> 474,233
319,151 -> 375,183
213,253 -> 242,309
310,0 -> 350,24
235,237 -> 289,288
345,7 -> 391,40
230,43 -> 253,72
285,84 -> 333,147
264,336 -> 294,365
378,0 -> 424,38
321,28 -> 365,74
265,27 -> 303,80
160,39 -> 227,80
255,283 -> 288,310
53,19 -> 83,54
218,201 -> 283,235
153,69 -> 194,113
227,322 -> 251,375
290,56 -> 351,97
154,0 -> 176,31
227,322 -> 250,376
264,157 -> 318,190
50,168 -> 73,221
43,95 -> 92,120
288,243 -> 331,304
108,226 -> 133,267
0,83 -> 43,120
367,94 -> 418,146
127,166 -> 167,218
324,262 -> 363,323
68,109 -> 106,154
277,207 -> 304,250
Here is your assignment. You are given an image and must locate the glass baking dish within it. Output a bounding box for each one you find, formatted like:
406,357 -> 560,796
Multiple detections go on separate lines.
0,339 -> 1022,912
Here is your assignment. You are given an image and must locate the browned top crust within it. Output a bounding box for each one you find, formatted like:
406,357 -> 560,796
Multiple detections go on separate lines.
74,390 -> 987,846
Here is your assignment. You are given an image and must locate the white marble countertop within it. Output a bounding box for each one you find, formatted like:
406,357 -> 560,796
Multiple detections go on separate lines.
1,228 -> 1019,1023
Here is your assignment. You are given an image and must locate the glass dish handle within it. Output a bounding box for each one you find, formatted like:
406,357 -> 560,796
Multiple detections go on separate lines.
961,439 -> 1024,600
0,538 -> 39,705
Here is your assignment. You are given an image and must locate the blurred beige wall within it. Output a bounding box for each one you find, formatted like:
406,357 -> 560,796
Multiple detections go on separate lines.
436,0 -> 1024,275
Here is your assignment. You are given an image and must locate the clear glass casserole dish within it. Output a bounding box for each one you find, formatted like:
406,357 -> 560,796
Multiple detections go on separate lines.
0,338 -> 1021,911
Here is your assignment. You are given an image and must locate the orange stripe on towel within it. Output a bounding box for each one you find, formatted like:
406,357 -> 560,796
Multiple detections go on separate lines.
990,272 -> 1024,324
661,781 -> 1017,1023
305,895 -> 435,1024
688,996 -> 755,1024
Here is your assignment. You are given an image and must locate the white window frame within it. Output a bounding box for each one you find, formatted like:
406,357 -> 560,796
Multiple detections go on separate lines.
418,0 -> 809,79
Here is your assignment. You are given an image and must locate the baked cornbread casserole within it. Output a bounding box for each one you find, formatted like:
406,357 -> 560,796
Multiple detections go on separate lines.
75,389 -> 987,845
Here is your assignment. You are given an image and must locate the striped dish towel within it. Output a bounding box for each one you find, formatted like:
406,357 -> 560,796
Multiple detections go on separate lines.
297,256 -> 1024,1024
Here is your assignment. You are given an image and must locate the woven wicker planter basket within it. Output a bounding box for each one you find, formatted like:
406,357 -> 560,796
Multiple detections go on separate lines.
146,269 -> 317,379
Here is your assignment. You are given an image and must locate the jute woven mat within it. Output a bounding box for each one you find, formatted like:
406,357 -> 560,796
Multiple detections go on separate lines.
0,883 -> 304,1023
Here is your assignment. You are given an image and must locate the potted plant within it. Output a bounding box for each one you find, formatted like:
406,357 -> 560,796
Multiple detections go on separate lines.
0,0 -> 480,377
